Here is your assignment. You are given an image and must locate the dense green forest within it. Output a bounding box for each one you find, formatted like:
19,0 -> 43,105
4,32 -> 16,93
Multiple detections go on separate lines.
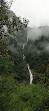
0,0 -> 49,111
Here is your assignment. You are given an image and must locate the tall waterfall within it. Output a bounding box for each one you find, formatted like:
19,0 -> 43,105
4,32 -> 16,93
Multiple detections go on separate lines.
22,44 -> 33,84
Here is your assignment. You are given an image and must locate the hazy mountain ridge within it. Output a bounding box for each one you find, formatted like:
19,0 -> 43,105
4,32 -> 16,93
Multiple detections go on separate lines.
27,26 -> 49,41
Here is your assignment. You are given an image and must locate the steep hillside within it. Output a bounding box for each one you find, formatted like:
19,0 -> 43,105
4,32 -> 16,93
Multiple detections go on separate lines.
0,1 -> 49,111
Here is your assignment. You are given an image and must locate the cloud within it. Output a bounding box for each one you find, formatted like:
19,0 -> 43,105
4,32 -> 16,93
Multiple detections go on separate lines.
27,26 -> 49,41
27,28 -> 42,41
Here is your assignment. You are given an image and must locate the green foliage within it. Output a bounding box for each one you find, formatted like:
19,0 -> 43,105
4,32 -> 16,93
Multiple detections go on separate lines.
0,57 -> 14,75
0,0 -> 8,27
0,79 -> 49,111
0,37 -> 8,57
12,55 -> 29,82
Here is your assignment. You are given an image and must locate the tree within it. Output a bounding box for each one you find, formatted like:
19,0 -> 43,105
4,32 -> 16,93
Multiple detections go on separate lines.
23,18 -> 29,27
0,0 -> 13,28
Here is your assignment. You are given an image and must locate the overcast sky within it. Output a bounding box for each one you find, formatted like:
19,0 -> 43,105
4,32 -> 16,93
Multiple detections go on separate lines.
8,0 -> 49,27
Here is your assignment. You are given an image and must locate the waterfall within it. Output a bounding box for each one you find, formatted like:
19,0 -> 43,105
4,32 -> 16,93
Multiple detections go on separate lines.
27,64 -> 33,84
22,44 -> 33,84
23,54 -> 25,60
22,44 -> 25,60
22,44 -> 25,50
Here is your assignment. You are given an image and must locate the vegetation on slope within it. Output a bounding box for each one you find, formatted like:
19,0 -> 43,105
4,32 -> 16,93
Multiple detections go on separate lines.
0,0 -> 49,111
0,76 -> 49,111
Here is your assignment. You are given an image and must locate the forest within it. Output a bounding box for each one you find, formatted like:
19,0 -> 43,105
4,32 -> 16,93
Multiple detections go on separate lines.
0,0 -> 49,111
